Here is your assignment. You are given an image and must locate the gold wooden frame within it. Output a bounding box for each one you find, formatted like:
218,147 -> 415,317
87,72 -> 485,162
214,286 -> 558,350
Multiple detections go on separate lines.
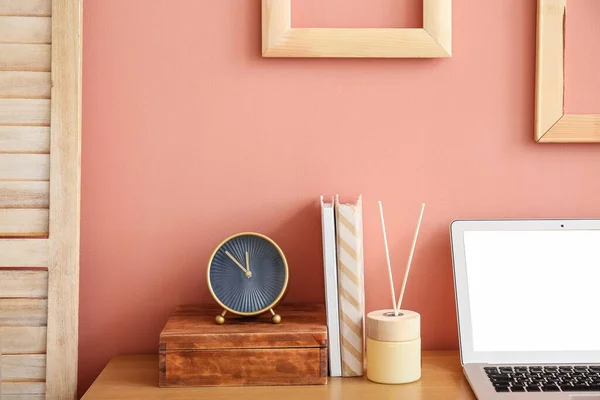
262,0 -> 452,58
536,0 -> 600,142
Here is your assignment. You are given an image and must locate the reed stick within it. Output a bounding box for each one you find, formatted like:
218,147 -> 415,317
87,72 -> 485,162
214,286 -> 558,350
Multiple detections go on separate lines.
378,201 -> 399,316
397,203 -> 426,311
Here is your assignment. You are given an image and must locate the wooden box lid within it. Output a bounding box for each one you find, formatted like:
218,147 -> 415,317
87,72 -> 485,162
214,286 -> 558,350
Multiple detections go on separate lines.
160,304 -> 327,351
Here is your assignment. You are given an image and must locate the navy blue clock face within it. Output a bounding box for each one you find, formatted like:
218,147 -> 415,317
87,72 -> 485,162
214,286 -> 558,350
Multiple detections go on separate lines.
209,235 -> 287,314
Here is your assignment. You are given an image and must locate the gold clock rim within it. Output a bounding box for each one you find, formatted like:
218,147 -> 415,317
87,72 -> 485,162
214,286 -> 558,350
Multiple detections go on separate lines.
207,232 -> 289,317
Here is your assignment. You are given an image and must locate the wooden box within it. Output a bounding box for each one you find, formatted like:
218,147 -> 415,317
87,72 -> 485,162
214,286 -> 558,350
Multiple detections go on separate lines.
159,304 -> 328,387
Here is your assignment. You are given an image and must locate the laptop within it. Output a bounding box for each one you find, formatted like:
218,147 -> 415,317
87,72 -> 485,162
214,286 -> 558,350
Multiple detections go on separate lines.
451,219 -> 600,399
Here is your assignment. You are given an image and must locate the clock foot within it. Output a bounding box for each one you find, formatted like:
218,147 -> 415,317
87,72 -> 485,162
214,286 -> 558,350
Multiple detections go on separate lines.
215,310 -> 227,325
270,308 -> 281,324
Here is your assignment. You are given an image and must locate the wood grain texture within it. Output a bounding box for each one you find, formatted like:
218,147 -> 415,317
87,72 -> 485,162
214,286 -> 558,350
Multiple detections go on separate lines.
0,181 -> 49,208
261,0 -> 290,55
535,0 -> 565,141
161,304 -> 326,349
0,16 -> 51,44
0,0 -> 51,17
0,209 -> 49,237
0,44 -> 51,71
0,126 -> 50,153
539,114 -> 600,143
0,72 -> 51,99
161,348 -> 325,387
160,304 -> 327,387
261,0 -> 452,58
0,239 -> 49,267
1,354 -> 46,379
0,99 -> 50,125
45,0 -> 82,398
366,309 -> 420,342
3,395 -> 46,400
423,0 -> 452,56
82,352 -> 475,400
0,154 -> 49,179
319,346 -> 327,379
2,381 -> 46,395
0,298 -> 47,326
0,270 -> 48,297
0,326 -> 47,353
267,28 -> 449,58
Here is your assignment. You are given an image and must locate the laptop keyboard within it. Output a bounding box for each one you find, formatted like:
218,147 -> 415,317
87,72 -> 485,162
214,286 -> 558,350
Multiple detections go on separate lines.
485,365 -> 600,392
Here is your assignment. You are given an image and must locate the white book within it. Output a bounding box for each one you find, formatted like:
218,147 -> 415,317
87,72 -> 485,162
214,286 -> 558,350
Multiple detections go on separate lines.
320,196 -> 342,377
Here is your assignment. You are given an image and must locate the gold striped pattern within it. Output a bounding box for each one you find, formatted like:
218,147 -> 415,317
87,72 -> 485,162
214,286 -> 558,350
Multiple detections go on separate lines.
336,212 -> 355,234
340,311 -> 362,338
335,195 -> 365,377
338,285 -> 360,309
337,237 -> 358,261
338,260 -> 359,287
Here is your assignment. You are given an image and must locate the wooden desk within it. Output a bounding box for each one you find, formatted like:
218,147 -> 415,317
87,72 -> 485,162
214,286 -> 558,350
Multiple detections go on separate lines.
82,351 -> 476,400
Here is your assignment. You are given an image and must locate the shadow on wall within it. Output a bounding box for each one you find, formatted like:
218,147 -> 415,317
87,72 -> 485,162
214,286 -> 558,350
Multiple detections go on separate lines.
269,200 -> 325,304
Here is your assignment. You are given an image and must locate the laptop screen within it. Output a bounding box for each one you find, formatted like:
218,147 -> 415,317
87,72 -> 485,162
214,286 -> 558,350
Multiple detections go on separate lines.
463,230 -> 600,353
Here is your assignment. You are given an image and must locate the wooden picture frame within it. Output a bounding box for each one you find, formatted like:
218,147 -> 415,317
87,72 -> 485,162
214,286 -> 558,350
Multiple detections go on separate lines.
0,0 -> 82,398
262,0 -> 452,58
536,0 -> 600,142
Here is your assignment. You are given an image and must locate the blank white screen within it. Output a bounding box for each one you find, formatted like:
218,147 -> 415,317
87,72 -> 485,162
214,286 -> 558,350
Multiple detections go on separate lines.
464,230 -> 600,352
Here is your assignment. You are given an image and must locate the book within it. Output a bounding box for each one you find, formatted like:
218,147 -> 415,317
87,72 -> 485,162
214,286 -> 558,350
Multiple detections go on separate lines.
335,194 -> 365,377
320,196 -> 342,377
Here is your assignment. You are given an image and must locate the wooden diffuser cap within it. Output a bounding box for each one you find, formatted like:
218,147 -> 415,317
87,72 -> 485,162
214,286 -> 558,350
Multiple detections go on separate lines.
366,309 -> 420,342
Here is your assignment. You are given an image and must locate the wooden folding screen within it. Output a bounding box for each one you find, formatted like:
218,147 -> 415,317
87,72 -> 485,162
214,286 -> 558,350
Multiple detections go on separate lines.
0,0 -> 82,399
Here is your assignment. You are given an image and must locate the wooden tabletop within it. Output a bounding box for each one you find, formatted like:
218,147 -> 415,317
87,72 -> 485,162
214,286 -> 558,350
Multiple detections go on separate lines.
82,351 -> 476,400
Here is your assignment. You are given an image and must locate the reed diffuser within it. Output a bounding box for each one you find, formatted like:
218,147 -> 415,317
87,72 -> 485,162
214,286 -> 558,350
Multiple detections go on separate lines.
366,202 -> 425,384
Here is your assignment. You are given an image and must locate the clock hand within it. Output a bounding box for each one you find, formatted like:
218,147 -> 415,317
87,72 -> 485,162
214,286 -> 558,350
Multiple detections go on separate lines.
225,251 -> 252,278
245,251 -> 252,278
225,251 -> 248,272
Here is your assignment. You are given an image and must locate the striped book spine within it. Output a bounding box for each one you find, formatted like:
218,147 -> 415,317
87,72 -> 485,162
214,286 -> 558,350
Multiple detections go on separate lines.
335,194 -> 365,377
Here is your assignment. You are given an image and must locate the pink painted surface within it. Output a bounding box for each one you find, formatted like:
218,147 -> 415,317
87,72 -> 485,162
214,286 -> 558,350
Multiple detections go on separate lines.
292,0 -> 422,28
564,0 -> 600,113
80,0 -> 600,396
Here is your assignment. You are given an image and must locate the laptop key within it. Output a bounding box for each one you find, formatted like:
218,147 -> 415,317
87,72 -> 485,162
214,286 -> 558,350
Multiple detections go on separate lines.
499,367 -> 513,373
526,387 -> 541,392
560,366 -> 574,371
514,367 -> 528,373
511,387 -> 526,392
495,387 -> 510,392
542,385 -> 560,392
561,385 -> 592,391
531,367 -> 543,372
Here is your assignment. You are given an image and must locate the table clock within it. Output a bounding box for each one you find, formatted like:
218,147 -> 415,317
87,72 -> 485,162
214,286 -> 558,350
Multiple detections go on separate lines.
207,232 -> 289,324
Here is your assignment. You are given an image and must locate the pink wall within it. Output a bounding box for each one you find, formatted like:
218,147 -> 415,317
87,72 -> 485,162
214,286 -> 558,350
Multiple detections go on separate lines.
80,0 -> 600,395
565,0 -> 600,113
